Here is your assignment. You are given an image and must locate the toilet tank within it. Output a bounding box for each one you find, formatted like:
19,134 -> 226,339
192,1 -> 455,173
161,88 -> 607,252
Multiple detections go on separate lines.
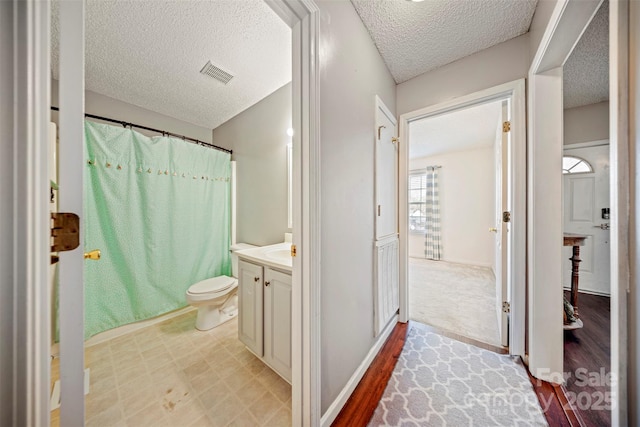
230,243 -> 257,278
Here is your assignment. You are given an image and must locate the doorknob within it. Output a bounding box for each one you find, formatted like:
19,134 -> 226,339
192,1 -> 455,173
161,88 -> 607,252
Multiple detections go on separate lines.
84,249 -> 101,260
593,223 -> 610,230
489,228 -> 498,233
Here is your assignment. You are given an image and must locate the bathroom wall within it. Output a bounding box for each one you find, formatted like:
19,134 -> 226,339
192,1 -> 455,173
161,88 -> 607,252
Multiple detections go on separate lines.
51,80 -> 217,146
212,83 -> 291,247
408,147 -> 495,267
564,101 -> 610,145
316,0 -> 397,415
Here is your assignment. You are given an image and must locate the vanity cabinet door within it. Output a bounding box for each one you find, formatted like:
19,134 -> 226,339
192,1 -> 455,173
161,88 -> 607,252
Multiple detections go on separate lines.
263,267 -> 292,382
238,260 -> 263,356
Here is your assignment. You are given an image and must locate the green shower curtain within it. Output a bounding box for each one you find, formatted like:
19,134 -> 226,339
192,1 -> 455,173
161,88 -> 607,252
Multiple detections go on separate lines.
82,120 -> 231,338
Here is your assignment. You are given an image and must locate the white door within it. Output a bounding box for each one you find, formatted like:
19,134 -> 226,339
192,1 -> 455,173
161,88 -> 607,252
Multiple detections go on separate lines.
57,2 -> 87,425
494,101 -> 509,348
562,144 -> 611,296
264,268 -> 292,383
375,97 -> 398,239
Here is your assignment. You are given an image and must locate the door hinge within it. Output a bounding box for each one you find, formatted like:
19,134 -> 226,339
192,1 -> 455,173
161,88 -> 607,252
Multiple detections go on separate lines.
503,121 -> 511,133
51,212 -> 80,252
502,301 -> 510,313
502,211 -> 511,223
377,205 -> 381,216
290,244 -> 297,258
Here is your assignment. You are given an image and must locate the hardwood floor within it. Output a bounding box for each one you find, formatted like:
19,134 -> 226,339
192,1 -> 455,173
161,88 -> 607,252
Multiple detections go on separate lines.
332,321 -> 572,427
331,322 -> 409,427
563,291 -> 611,427
526,367 -> 583,427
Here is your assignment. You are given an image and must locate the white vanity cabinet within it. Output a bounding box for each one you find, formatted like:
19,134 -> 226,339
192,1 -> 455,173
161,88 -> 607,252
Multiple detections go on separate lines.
238,259 -> 292,383
238,260 -> 263,356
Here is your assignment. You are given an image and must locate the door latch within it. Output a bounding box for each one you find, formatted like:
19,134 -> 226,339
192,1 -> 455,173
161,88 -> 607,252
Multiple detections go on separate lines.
51,213 -> 80,252
502,211 -> 511,223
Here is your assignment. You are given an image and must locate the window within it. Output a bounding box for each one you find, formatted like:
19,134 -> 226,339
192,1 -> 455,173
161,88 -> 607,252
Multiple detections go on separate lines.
563,156 -> 593,174
409,172 -> 427,233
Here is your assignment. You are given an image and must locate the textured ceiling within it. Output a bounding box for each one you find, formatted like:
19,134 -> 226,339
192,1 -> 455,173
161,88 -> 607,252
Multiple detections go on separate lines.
409,100 -> 502,159
563,1 -> 609,109
351,0 -> 537,84
51,0 -> 291,130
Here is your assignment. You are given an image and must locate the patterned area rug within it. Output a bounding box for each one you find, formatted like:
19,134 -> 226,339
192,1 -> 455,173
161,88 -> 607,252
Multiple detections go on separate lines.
369,327 -> 548,426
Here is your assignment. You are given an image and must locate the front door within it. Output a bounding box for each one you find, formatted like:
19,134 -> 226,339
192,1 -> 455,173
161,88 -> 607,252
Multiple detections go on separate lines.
562,143 -> 611,296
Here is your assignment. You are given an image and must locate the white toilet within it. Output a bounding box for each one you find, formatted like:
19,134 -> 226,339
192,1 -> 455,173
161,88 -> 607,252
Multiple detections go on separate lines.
186,243 -> 256,331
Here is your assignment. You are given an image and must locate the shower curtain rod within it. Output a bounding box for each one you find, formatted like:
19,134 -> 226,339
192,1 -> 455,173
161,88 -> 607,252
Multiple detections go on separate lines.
50,106 -> 232,155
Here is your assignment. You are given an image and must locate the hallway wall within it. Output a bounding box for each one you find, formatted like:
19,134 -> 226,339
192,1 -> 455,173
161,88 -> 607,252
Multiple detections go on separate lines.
564,101 -> 610,145
316,0 -> 397,416
396,34 -> 530,117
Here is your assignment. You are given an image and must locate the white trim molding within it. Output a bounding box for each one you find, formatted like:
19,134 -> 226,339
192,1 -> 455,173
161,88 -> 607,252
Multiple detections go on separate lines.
319,316 -> 398,427
2,0 -> 52,425
611,0 -> 632,425
527,0 -> 606,385
397,79 -> 526,357
266,1 -> 322,425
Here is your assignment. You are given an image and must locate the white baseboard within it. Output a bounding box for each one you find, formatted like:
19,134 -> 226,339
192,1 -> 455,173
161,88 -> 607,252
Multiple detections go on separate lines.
320,314 -> 399,427
562,287 -> 611,297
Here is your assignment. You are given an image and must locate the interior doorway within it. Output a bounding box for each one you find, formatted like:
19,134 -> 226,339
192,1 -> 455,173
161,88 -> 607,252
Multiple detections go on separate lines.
51,0 -> 322,425
560,2 -> 612,424
399,79 -> 526,356
406,100 -> 506,348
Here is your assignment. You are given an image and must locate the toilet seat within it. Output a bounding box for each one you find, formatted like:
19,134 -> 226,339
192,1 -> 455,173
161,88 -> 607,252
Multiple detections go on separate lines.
187,275 -> 236,296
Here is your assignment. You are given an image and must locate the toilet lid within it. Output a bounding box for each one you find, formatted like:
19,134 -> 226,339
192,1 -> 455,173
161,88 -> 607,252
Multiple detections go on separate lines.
188,276 -> 236,294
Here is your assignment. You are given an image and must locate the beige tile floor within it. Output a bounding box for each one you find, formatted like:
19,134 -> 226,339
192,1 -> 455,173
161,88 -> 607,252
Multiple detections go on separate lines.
50,311 -> 292,427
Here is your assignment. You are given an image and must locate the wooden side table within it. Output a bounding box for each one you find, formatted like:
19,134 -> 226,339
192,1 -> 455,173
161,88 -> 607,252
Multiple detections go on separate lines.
563,233 -> 588,328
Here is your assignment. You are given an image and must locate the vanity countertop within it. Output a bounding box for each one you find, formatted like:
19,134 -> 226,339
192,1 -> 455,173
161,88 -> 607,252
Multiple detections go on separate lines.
236,242 -> 293,272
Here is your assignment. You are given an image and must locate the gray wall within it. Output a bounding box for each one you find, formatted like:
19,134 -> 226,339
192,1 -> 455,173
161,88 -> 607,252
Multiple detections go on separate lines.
397,34 -> 530,116
529,0 -> 559,63
564,101 -> 609,145
51,80 -> 217,145
317,0 -> 397,414
0,2 -> 14,425
212,83 -> 291,247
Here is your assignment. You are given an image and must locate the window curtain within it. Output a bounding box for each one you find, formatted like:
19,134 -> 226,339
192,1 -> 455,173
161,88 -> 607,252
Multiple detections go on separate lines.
81,120 -> 231,338
424,167 -> 442,260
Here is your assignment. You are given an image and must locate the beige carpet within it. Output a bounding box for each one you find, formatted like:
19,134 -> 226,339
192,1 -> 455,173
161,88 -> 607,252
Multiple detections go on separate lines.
409,258 -> 502,347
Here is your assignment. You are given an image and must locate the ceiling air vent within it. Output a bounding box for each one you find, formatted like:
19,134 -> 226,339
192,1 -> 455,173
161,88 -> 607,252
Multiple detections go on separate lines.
200,61 -> 234,84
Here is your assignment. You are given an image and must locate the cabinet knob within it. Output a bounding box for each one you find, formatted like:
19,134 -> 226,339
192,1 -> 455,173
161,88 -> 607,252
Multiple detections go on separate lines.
265,281 -> 271,287
254,277 -> 260,282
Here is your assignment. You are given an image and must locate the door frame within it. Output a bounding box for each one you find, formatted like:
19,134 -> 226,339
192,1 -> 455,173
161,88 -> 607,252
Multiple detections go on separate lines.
2,0 -> 52,425
398,79 -> 526,356
8,0 -> 322,425
528,0 -> 631,424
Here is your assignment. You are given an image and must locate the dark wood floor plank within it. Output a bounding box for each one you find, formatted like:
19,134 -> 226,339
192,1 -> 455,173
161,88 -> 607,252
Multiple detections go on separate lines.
331,322 -> 409,427
563,291 -> 611,427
